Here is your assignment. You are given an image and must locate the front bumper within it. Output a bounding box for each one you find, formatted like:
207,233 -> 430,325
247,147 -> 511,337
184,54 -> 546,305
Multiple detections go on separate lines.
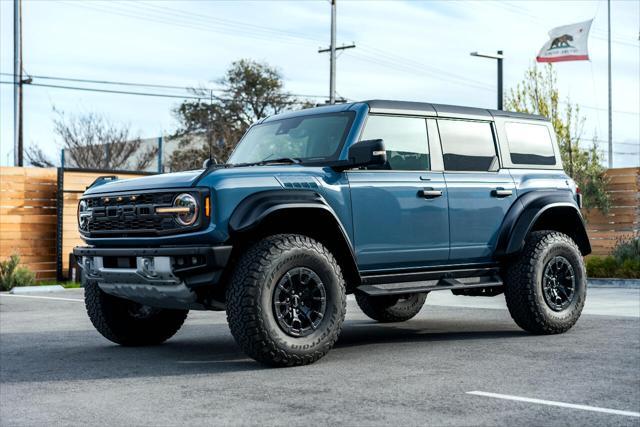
73,245 -> 232,310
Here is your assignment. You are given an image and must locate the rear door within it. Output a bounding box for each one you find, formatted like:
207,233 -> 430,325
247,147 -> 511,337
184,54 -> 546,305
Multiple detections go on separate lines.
348,115 -> 449,271
435,119 -> 517,263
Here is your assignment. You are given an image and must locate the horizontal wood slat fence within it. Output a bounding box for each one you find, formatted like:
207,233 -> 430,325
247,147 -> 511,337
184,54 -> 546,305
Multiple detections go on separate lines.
1,166 -> 638,281
0,167 -> 58,280
582,167 -> 639,256
1,167 -> 150,281
60,170 -> 148,279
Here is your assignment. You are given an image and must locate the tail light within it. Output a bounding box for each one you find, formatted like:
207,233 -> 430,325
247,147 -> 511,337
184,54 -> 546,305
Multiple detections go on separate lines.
575,186 -> 583,209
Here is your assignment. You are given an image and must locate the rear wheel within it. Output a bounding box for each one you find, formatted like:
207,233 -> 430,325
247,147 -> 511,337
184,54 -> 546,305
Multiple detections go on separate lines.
504,230 -> 586,334
355,292 -> 427,323
226,234 -> 347,366
84,276 -> 188,346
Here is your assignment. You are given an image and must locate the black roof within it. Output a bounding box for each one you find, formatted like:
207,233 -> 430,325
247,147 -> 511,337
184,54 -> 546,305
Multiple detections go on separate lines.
364,99 -> 547,121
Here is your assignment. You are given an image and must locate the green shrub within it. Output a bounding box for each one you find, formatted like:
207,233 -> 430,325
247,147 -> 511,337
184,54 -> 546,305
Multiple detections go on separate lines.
0,255 -> 36,291
612,233 -> 640,263
586,255 -> 640,279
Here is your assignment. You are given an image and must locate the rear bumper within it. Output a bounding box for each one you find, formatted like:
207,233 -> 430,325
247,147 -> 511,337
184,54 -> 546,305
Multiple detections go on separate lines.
73,245 -> 232,310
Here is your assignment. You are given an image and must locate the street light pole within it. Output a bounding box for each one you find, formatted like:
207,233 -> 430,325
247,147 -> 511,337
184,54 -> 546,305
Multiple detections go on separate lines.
470,50 -> 504,110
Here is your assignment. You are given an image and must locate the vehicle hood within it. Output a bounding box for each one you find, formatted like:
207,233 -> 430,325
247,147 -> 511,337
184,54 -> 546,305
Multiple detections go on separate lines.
83,170 -> 204,195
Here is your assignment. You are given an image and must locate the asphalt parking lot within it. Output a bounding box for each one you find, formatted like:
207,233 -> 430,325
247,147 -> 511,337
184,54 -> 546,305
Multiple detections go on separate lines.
1,287 -> 638,426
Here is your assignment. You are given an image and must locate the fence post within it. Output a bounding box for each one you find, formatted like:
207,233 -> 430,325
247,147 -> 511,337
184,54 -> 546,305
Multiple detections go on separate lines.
56,167 -> 64,281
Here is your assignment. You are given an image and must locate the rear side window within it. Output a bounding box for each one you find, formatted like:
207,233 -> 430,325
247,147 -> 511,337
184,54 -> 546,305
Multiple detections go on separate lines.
505,122 -> 556,165
361,115 -> 430,170
437,120 -> 497,171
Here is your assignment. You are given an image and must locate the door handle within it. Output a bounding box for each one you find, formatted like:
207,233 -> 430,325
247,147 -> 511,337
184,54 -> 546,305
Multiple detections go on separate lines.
419,188 -> 443,199
492,188 -> 513,198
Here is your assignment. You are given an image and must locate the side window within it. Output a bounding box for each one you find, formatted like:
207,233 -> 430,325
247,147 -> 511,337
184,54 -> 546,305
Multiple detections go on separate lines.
360,115 -> 429,170
437,120 -> 497,171
505,122 -> 556,165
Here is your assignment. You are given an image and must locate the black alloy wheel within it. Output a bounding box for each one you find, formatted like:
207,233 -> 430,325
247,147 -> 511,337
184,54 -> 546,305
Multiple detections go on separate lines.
273,267 -> 327,337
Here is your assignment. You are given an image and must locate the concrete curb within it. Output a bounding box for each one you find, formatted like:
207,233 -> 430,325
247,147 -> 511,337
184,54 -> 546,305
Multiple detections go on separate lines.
588,278 -> 640,288
10,285 -> 66,294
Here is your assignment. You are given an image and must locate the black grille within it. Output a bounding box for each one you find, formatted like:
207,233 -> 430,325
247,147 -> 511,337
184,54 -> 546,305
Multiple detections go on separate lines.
85,192 -> 174,208
81,190 -> 205,237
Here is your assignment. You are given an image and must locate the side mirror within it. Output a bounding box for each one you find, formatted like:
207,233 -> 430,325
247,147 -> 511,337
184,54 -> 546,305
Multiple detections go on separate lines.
346,139 -> 387,169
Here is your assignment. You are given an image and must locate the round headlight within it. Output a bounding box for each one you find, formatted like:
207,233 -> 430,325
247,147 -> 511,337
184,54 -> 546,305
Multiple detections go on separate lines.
78,200 -> 90,230
173,193 -> 198,226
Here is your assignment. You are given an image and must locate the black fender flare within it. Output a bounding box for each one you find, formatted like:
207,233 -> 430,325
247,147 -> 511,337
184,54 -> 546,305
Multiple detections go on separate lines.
494,190 -> 591,258
228,190 -> 360,282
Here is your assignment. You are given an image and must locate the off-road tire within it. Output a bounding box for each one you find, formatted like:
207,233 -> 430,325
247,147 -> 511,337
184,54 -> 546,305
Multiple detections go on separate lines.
84,276 -> 188,346
504,230 -> 586,334
355,292 -> 427,323
226,234 -> 347,367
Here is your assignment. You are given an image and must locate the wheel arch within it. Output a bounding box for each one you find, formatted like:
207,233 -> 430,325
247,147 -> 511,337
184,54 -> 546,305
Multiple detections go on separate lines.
495,191 -> 591,258
228,190 -> 361,291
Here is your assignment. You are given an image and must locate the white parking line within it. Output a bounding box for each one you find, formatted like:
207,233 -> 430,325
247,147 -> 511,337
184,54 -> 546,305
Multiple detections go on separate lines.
467,391 -> 640,418
0,294 -> 83,302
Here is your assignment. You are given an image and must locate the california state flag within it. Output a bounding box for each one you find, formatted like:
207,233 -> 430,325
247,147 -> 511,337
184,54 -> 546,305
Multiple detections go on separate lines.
536,20 -> 593,63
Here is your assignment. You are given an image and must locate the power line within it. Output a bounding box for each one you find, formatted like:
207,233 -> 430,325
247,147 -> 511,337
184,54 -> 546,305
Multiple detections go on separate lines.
0,80 -> 205,99
0,73 -> 329,99
485,0 -> 639,48
0,72 -> 220,92
54,0 -> 502,94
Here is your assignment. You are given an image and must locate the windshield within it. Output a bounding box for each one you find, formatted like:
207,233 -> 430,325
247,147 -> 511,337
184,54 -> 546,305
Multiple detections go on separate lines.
228,112 -> 355,164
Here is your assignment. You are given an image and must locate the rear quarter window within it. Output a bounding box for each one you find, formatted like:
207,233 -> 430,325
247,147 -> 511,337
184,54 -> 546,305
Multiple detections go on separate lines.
505,122 -> 556,165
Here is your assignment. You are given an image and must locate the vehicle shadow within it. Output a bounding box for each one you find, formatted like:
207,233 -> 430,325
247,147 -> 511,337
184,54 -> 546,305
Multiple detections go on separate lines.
0,318 -> 528,384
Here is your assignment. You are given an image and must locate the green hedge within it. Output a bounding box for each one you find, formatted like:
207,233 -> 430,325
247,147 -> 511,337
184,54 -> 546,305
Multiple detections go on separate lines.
586,256 -> 640,279
587,233 -> 640,279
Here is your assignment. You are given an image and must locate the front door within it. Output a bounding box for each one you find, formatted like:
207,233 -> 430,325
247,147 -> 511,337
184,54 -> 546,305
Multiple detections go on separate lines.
348,114 -> 449,272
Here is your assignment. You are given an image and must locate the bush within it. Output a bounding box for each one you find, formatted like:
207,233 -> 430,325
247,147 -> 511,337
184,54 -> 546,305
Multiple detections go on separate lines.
612,233 -> 640,263
0,255 -> 36,291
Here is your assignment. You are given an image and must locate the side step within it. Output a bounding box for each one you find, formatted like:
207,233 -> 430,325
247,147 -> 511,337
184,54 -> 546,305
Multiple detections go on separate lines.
356,276 -> 503,296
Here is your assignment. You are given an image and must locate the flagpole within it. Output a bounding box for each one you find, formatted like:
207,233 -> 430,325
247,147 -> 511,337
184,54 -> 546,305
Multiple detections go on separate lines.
607,0 -> 613,168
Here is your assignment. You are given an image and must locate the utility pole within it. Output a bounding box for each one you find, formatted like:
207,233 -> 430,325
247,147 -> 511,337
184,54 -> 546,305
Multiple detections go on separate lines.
607,0 -> 613,168
318,0 -> 354,104
470,50 -> 504,110
13,0 -> 23,166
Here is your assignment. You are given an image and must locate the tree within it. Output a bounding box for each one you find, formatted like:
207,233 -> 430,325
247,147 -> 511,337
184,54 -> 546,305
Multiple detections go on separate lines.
169,59 -> 311,171
505,64 -> 610,212
27,109 -> 157,171
25,145 -> 55,168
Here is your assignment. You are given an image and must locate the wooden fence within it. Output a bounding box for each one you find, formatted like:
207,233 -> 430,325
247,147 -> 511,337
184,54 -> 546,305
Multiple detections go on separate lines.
1,166 -> 638,281
59,170 -> 148,279
583,167 -> 640,256
0,167 -> 58,280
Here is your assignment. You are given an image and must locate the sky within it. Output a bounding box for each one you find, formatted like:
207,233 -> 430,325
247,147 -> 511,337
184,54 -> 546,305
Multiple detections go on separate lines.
0,0 -> 638,167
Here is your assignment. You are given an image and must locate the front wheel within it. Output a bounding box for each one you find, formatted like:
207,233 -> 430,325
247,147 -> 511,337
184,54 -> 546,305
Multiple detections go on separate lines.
504,230 -> 586,334
226,234 -> 347,367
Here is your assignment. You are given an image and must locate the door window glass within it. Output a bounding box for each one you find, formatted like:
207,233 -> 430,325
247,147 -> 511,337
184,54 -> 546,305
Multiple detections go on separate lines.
361,115 -> 430,170
438,120 -> 497,171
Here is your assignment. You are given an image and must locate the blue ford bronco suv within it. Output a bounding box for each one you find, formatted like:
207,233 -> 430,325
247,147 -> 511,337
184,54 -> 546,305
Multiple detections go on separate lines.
75,100 -> 590,366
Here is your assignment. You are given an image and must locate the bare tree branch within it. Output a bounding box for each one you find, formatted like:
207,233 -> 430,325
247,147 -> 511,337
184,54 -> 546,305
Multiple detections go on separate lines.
53,108 -> 157,171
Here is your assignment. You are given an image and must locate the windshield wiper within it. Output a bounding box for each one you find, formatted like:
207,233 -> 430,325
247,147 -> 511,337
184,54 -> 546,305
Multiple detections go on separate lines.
231,157 -> 302,167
